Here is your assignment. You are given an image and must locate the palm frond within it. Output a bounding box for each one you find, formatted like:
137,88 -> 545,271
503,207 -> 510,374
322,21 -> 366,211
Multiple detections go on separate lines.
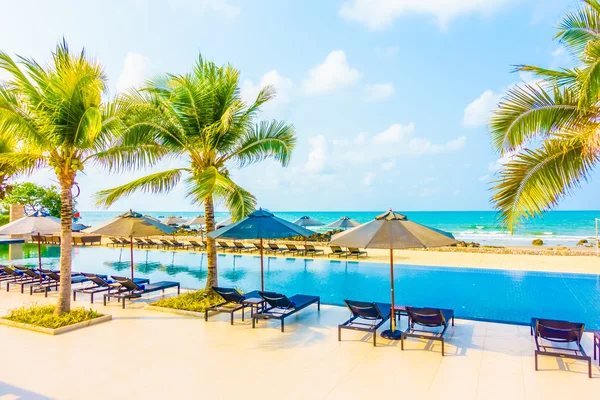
490,84 -> 585,154
226,120 -> 296,167
94,168 -> 187,207
492,135 -> 598,231
515,65 -> 579,88
555,0 -> 600,56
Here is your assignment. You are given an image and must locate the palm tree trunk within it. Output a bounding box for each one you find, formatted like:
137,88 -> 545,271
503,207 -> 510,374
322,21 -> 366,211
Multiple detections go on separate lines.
55,179 -> 73,314
204,195 -> 218,290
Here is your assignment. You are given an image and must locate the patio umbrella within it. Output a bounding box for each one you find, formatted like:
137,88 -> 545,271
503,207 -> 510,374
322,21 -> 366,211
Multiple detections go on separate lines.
186,215 -> 206,226
293,216 -> 324,227
143,214 -> 162,223
208,209 -> 315,291
84,211 -> 176,279
161,216 -> 187,225
216,217 -> 232,229
329,209 -> 457,340
0,212 -> 60,271
326,216 -> 361,230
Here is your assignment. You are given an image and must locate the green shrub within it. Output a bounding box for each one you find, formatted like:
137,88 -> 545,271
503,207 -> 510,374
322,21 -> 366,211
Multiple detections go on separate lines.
532,239 -> 544,246
3,305 -> 103,329
577,239 -> 588,246
152,289 -> 223,312
0,214 -> 8,226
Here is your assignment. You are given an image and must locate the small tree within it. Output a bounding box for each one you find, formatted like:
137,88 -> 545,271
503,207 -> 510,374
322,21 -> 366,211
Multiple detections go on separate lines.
2,182 -> 62,217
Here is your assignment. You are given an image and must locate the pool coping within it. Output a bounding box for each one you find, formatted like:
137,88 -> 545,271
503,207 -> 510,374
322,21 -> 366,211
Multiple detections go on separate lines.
0,314 -> 112,335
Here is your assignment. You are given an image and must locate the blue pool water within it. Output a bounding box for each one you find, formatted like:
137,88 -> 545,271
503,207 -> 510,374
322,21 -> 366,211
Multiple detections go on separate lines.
2,244 -> 600,329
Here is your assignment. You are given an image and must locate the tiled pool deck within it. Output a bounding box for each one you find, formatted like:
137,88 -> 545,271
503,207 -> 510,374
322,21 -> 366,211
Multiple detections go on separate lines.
0,289 -> 599,399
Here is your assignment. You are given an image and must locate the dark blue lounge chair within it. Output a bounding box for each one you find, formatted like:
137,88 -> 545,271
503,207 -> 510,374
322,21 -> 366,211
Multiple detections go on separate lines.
104,276 -> 180,308
252,291 -> 320,332
338,300 -> 392,346
531,317 -> 591,378
73,273 -> 150,303
401,306 -> 455,356
205,286 -> 261,324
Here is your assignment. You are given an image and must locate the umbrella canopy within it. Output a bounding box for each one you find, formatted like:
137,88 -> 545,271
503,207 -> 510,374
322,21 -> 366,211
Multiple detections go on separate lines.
293,216 -> 324,227
161,216 -> 187,225
209,209 -> 315,290
84,211 -> 176,279
186,215 -> 206,226
216,217 -> 232,229
44,215 -> 87,232
143,214 -> 162,223
0,214 -> 60,235
326,216 -> 361,230
329,209 -> 456,339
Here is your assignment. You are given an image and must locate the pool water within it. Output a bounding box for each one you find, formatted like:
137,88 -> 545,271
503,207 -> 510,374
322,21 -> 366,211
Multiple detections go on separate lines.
2,244 -> 600,329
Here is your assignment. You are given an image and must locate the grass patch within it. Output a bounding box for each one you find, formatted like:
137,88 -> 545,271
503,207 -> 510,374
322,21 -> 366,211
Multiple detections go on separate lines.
152,289 -> 222,313
3,305 -> 104,329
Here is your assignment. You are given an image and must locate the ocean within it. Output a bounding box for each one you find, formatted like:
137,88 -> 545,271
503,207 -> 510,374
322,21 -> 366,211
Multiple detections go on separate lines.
76,210 -> 600,247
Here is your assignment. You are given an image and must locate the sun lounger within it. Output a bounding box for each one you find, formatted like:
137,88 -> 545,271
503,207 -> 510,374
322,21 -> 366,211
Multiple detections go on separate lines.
233,241 -> 253,252
160,239 -> 173,249
401,306 -> 455,356
169,239 -> 189,249
252,242 -> 265,253
73,236 -> 84,246
252,291 -> 320,332
0,266 -> 27,286
218,241 -> 235,252
205,286 -> 262,324
108,237 -> 123,247
188,240 -> 206,251
347,247 -> 367,258
338,300 -> 392,346
144,238 -> 160,248
267,243 -> 287,254
119,237 -> 132,245
134,238 -> 147,248
28,269 -> 91,297
6,268 -> 51,293
285,244 -> 304,256
328,245 -> 347,258
304,244 -> 324,257
103,276 -> 180,308
73,273 -> 150,303
530,317 -> 592,378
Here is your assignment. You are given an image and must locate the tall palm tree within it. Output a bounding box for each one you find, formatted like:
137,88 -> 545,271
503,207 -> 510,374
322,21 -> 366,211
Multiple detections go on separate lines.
489,0 -> 600,231
0,41 -> 160,313
94,55 -> 296,290
0,134 -> 18,199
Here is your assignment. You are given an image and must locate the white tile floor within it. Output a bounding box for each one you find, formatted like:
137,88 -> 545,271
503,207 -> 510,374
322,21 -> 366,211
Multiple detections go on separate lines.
0,288 -> 599,400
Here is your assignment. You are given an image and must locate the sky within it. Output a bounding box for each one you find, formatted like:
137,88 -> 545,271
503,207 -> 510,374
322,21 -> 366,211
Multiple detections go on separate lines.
1,0 -> 598,212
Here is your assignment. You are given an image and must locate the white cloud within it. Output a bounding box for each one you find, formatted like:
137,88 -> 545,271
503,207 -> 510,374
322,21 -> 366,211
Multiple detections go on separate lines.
373,123 -> 415,145
364,83 -> 395,102
478,174 -> 490,182
423,177 -> 437,184
488,152 -> 516,172
552,47 -> 565,58
339,0 -> 514,31
169,0 -> 240,18
304,135 -> 328,174
116,53 -> 151,93
362,172 -> 376,185
302,51 -> 361,95
381,160 -> 396,170
463,89 -> 502,128
241,69 -> 293,110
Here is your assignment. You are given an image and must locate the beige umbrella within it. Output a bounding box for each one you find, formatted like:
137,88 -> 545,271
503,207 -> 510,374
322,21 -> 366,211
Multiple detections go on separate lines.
329,209 -> 457,339
326,216 -> 361,230
216,217 -> 232,229
161,216 -> 187,225
186,215 -> 206,226
84,211 -> 176,279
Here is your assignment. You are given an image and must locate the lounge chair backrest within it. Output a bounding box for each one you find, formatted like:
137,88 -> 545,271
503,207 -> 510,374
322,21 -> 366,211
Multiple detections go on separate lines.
146,239 -> 157,244
348,247 -> 360,253
344,300 -> 384,320
212,286 -> 244,304
234,242 -> 244,248
305,244 -> 315,250
1,266 -> 19,276
330,245 -> 342,253
112,276 -> 143,291
19,268 -> 40,279
253,242 -> 262,249
160,239 -> 171,245
40,269 -> 60,282
189,240 -> 200,246
135,238 -> 145,243
73,236 -> 84,245
406,307 -> 445,327
535,319 -> 585,344
110,237 -> 120,244
170,239 -> 181,245
286,244 -> 297,250
82,272 -> 108,287
218,241 -> 229,247
259,291 -> 295,309
268,243 -> 280,250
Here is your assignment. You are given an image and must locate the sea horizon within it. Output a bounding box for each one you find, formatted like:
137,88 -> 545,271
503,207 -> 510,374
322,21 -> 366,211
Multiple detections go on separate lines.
76,209 -> 600,248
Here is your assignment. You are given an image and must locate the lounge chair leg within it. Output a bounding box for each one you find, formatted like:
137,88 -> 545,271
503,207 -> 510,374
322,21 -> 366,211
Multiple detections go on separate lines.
441,339 -> 445,356
104,296 -> 107,306
91,294 -> 94,304
401,334 -> 404,350
318,300 -> 321,311
373,333 -> 376,347
534,352 -> 538,371
252,317 -> 256,329
452,316 -> 455,327
73,291 -> 76,301
281,320 -> 284,332
589,359 -> 592,378
122,299 -> 126,309
231,312 -> 234,325
242,308 -> 244,321
338,326 -> 341,342
205,311 -> 208,322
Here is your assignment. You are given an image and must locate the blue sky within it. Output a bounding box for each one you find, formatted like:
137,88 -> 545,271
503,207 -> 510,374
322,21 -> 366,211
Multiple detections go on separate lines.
1,0 -> 598,212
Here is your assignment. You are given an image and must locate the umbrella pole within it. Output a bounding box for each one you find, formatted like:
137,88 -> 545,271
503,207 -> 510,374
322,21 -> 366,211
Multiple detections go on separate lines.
381,248 -> 402,340
260,238 -> 264,291
37,232 -> 42,283
130,235 -> 134,280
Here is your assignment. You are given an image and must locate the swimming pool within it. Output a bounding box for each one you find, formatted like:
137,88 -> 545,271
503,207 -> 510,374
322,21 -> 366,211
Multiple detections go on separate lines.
2,244 -> 600,329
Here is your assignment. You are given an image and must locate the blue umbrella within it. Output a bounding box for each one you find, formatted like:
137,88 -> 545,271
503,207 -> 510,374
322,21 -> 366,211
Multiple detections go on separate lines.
208,209 -> 315,291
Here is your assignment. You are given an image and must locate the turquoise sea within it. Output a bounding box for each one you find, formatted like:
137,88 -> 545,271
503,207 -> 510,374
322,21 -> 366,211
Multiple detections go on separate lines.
77,210 -> 600,247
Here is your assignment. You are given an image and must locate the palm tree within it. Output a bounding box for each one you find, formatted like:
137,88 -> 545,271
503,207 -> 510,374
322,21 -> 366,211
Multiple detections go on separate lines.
0,41 -> 159,313
95,55 -> 296,290
0,134 -> 18,199
489,0 -> 600,231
